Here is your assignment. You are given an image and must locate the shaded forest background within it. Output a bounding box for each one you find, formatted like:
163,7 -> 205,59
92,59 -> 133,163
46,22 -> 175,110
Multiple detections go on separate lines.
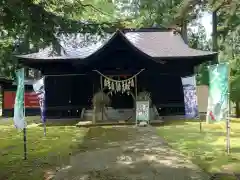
0,0 -> 239,115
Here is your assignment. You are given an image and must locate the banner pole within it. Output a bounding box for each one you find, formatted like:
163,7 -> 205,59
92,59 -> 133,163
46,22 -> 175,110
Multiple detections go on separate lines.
206,61 -> 212,124
23,69 -> 27,160
23,127 -> 27,160
43,76 -> 46,136
226,62 -> 231,154
199,117 -> 202,132
43,123 -> 46,136
196,65 -> 202,132
135,76 -> 138,126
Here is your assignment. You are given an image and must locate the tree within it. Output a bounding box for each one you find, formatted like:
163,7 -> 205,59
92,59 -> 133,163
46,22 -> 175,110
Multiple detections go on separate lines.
0,0 -> 122,45
0,0 -> 124,78
215,13 -> 240,117
0,38 -> 17,78
227,30 -> 240,117
170,0 -> 240,51
188,18 -> 211,86
230,57 -> 240,117
134,0 -> 190,28
113,0 -> 140,18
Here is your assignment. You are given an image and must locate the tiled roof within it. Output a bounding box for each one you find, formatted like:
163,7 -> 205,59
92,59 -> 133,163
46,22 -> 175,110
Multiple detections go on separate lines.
16,28 -> 217,60
125,31 -> 216,57
16,33 -> 112,60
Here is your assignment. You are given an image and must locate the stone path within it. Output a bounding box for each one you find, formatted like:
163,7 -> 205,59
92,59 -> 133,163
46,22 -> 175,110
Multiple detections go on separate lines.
54,126 -> 210,180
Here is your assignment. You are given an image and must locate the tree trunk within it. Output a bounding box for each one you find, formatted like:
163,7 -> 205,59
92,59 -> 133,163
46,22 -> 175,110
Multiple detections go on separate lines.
212,10 -> 218,52
181,20 -> 188,44
236,101 -> 240,118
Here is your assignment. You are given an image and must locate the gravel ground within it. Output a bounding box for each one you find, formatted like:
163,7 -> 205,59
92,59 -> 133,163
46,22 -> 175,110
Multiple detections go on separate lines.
54,126 -> 210,180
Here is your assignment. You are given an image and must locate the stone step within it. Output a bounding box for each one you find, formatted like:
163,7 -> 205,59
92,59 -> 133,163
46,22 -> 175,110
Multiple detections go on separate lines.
83,108 -> 135,121
83,108 -> 160,121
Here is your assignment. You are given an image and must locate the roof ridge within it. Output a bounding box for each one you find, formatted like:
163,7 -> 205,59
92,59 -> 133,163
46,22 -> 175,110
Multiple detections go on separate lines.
121,27 -> 176,33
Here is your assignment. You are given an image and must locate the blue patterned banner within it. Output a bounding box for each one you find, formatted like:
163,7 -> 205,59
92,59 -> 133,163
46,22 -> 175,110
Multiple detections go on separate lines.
207,63 -> 229,123
181,75 -> 198,119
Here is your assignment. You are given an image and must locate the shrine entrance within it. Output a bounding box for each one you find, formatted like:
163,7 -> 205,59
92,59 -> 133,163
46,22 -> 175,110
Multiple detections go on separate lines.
96,70 -> 144,110
108,91 -> 135,109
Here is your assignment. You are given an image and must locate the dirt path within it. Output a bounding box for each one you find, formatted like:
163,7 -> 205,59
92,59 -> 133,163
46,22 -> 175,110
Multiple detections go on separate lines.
54,126 -> 210,180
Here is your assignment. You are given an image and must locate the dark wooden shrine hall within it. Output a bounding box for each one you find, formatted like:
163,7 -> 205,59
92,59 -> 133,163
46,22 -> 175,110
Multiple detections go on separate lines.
17,27 -> 217,119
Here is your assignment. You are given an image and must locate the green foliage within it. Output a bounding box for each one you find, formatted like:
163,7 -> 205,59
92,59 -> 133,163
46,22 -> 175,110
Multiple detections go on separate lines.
133,0 -> 187,27
185,1 -> 239,93
188,22 -> 211,50
214,0 -> 240,40
221,28 -> 240,103
230,56 -> 240,103
196,63 -> 210,86
0,0 -> 238,80
230,75 -> 240,102
0,0 -> 124,78
0,38 -> 17,78
0,0 -> 122,44
188,18 -> 211,86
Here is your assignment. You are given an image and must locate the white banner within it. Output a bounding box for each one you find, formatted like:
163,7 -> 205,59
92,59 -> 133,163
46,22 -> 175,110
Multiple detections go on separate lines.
181,75 -> 199,119
196,85 -> 208,113
33,77 -> 46,123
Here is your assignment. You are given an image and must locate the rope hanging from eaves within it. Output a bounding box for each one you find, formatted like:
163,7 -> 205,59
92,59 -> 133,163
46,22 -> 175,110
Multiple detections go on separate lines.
93,69 -> 145,94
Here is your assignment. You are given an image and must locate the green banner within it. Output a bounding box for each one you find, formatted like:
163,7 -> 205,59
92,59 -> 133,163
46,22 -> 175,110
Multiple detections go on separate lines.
207,63 -> 229,123
13,68 -> 26,129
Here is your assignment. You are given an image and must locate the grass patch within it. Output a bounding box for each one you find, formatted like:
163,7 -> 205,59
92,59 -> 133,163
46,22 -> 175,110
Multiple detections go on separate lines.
157,119 -> 240,177
77,126 -> 133,152
0,117 -> 133,180
0,116 -> 87,180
